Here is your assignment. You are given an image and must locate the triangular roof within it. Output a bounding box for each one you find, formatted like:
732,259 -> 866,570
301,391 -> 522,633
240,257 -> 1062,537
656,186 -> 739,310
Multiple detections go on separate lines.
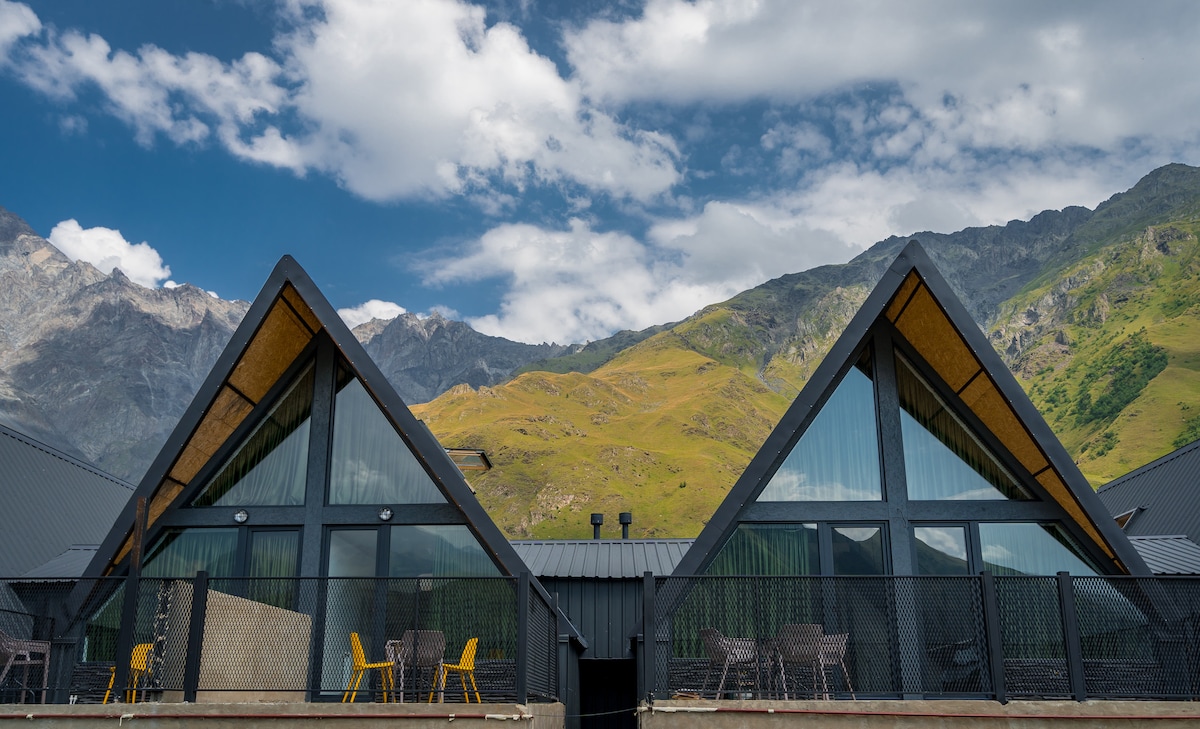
1098,437 -> 1200,543
674,240 -> 1149,576
0,422 -> 133,577
83,255 -> 531,579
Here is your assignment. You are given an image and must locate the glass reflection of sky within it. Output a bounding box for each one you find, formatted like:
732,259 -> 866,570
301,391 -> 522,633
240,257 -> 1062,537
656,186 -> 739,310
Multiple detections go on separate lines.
758,365 -> 881,501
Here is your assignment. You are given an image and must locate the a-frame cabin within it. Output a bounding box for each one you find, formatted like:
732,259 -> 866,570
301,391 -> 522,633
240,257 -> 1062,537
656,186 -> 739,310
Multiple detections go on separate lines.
674,240 -> 1150,579
74,256 -> 569,702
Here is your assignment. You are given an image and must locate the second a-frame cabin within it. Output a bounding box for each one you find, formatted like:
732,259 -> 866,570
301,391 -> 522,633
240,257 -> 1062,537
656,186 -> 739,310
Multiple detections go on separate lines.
76,256 -> 567,704
674,241 -> 1149,579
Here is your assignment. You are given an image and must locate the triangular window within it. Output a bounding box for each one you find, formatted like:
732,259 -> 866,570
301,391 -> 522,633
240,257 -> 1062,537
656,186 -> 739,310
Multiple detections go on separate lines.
190,364 -> 313,507
328,366 -> 446,504
757,350 -> 882,501
896,353 -> 1032,501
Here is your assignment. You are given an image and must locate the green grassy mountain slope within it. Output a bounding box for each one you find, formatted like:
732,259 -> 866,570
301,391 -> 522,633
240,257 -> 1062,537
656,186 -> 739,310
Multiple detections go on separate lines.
993,221 -> 1200,485
415,164 -> 1200,540
413,335 -> 788,538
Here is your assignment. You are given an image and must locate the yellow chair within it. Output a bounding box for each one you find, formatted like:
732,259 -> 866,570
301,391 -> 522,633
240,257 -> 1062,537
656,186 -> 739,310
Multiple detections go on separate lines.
429,637 -> 480,703
343,632 -> 396,703
103,643 -> 153,704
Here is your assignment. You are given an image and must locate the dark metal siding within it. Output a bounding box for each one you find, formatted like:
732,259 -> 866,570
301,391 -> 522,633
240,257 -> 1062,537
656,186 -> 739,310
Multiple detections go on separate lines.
1098,439 -> 1200,544
540,577 -> 644,659
0,424 -> 133,577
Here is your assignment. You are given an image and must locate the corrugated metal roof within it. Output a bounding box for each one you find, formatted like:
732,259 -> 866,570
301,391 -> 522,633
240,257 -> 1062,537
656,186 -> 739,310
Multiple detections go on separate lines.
19,544 -> 100,580
1097,438 -> 1200,543
0,423 -> 134,577
510,540 -> 694,579
1128,536 -> 1200,575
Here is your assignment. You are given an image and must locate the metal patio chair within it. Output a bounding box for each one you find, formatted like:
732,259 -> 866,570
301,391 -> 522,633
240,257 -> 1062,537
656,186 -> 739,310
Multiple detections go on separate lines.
0,629 -> 51,704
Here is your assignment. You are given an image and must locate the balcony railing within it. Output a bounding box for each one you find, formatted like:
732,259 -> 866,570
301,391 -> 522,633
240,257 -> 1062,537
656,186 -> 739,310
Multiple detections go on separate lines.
0,574 -> 559,705
639,574 -> 1200,701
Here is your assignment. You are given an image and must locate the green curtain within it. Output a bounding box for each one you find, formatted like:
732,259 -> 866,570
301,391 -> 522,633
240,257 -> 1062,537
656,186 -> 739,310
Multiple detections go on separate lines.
707,523 -> 819,576
190,365 -> 314,507
142,528 -> 239,578
895,354 -> 1029,501
329,372 -> 445,505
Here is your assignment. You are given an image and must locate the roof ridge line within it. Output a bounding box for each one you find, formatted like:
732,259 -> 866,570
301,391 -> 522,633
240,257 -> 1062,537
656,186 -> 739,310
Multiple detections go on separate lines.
0,422 -> 135,491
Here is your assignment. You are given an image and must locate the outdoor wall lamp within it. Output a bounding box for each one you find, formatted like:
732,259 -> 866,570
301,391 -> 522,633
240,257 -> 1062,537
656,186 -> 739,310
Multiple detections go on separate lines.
378,507 -> 394,521
233,509 -> 249,523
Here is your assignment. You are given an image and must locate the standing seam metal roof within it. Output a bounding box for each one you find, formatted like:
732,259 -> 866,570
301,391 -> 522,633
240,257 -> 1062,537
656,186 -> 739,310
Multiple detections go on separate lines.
510,540 -> 694,579
1127,535 -> 1200,575
0,423 -> 134,577
1097,438 -> 1200,544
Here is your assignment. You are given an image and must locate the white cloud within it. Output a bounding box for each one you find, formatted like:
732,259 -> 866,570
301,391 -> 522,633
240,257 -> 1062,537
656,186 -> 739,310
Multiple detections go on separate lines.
1,0 -> 680,202
0,0 -> 38,59
338,299 -> 407,329
423,219 -> 738,344
48,219 -> 172,288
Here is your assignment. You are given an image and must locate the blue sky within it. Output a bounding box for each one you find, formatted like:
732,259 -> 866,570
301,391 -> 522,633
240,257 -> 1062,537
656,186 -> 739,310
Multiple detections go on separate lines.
2,1 -> 1199,344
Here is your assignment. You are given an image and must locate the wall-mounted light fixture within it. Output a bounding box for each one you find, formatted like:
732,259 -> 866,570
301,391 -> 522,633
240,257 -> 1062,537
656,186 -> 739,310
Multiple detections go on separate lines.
233,509 -> 249,524
378,507 -> 394,521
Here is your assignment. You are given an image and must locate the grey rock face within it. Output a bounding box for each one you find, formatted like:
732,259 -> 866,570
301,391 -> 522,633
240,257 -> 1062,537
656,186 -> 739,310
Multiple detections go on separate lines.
0,206 -> 248,481
356,312 -> 571,404
0,206 -> 572,481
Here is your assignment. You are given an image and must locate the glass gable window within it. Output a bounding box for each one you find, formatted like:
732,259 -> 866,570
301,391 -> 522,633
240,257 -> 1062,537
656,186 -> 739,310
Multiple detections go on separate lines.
388,525 -> 499,577
914,526 -> 969,575
757,350 -> 881,501
143,528 -> 238,578
832,526 -> 886,575
896,354 -> 1031,501
329,368 -> 446,505
979,523 -> 1097,576
190,365 -> 314,507
707,523 -> 819,575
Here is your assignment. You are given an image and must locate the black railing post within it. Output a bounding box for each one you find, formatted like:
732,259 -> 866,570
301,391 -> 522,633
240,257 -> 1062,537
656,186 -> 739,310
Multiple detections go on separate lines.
1057,572 -> 1086,701
979,571 -> 1006,703
183,571 -> 209,702
642,571 -> 656,701
516,572 -> 530,704
111,572 -> 140,702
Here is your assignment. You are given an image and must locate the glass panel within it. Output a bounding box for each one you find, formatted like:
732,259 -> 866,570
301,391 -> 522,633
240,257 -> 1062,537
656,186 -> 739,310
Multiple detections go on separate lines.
249,530 -> 299,578
142,528 -> 238,577
327,529 -> 378,577
706,523 -> 819,575
832,526 -> 885,575
914,525 -> 969,575
328,371 -> 445,504
758,350 -> 881,501
979,523 -> 1097,575
896,355 -> 1031,501
248,531 -> 299,608
324,530 -> 378,692
190,365 -> 313,507
388,525 -> 499,577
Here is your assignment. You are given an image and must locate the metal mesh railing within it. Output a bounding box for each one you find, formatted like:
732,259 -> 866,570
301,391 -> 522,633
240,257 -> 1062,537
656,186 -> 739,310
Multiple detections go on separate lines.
650,576 -> 987,699
0,574 -> 555,705
523,581 -> 559,702
646,574 -> 1200,701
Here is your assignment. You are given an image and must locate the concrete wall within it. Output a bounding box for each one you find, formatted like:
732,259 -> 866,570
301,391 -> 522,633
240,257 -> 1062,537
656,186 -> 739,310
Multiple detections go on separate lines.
2,702 -> 565,729
638,699 -> 1200,729
162,584 -> 312,702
